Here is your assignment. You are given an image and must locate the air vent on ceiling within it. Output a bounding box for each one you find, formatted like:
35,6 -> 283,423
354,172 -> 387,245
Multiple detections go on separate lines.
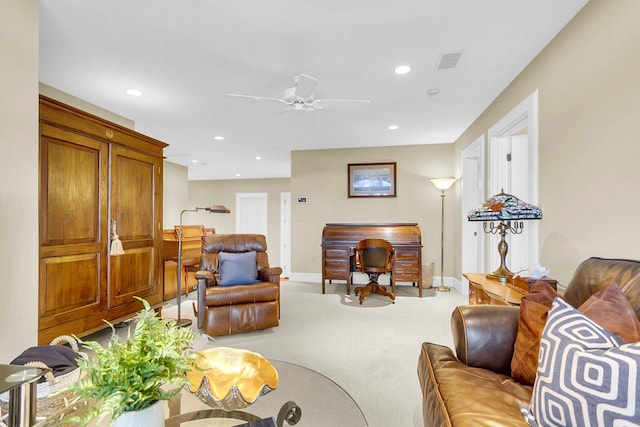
437,51 -> 462,70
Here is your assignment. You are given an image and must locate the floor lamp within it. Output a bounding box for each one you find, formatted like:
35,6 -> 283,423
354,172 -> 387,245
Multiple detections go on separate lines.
176,205 -> 230,327
430,178 -> 457,292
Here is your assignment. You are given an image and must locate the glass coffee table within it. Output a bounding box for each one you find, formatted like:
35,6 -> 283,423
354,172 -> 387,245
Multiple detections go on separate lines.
166,360 -> 368,427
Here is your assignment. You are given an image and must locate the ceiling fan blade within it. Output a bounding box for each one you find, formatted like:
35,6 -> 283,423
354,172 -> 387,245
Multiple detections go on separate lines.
294,74 -> 318,100
313,98 -> 371,104
227,94 -> 290,104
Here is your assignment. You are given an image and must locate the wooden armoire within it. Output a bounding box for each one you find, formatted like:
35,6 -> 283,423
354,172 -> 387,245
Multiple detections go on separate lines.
38,96 -> 167,344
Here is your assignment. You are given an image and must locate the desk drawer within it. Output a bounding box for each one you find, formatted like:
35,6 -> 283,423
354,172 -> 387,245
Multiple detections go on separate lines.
395,248 -> 420,260
394,260 -> 419,271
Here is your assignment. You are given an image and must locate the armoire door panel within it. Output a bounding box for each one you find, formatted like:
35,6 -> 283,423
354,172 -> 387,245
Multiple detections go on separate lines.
39,126 -> 108,247
38,252 -> 104,330
111,146 -> 156,242
109,144 -> 161,309
109,247 -> 157,307
39,122 -> 109,335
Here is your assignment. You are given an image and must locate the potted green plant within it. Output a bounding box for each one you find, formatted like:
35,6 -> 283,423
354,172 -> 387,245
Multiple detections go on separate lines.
65,297 -> 196,426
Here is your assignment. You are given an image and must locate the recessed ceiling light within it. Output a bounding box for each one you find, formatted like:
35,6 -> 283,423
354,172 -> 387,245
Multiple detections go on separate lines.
394,65 -> 411,75
125,89 -> 142,97
235,173 -> 241,177
191,160 -> 198,163
213,136 -> 224,141
388,125 -> 399,130
255,156 -> 262,160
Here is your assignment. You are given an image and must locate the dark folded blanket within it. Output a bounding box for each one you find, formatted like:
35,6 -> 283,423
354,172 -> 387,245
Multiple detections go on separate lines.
11,345 -> 79,382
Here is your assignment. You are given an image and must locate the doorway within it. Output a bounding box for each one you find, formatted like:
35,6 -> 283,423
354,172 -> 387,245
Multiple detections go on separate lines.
487,90 -> 539,274
280,192 -> 291,278
461,136 -> 485,294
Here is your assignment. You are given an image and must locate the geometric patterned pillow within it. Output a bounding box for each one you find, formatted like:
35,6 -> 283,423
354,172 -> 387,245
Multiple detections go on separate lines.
522,297 -> 640,427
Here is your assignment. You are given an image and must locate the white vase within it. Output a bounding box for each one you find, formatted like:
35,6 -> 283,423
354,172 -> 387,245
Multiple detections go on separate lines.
113,400 -> 164,427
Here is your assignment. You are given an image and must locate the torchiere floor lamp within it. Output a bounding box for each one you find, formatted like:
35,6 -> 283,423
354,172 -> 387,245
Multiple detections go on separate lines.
430,178 -> 457,292
176,205 -> 230,327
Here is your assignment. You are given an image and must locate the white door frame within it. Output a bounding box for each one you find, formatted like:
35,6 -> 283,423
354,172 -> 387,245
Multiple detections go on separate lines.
461,135 -> 485,295
487,90 -> 539,273
280,192 -> 291,278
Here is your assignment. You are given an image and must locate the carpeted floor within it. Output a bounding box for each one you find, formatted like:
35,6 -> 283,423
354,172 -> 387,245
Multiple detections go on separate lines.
161,281 -> 466,427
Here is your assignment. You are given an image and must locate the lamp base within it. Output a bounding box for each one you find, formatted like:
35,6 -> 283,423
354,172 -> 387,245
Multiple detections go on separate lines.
486,266 -> 514,283
436,286 -> 450,292
174,318 -> 193,328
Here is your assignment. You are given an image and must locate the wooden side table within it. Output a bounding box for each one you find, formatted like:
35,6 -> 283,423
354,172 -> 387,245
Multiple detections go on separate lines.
464,273 -> 527,306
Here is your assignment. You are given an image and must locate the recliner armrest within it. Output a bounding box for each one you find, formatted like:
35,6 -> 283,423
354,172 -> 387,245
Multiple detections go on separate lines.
451,305 -> 520,375
195,270 -> 215,329
259,267 -> 283,284
195,270 -> 214,281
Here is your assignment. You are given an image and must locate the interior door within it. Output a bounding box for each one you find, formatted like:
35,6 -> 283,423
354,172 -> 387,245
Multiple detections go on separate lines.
236,193 -> 268,235
280,192 -> 291,278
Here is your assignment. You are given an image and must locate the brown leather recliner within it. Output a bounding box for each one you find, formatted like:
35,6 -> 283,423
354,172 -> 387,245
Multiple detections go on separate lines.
417,257 -> 640,426
195,234 -> 282,336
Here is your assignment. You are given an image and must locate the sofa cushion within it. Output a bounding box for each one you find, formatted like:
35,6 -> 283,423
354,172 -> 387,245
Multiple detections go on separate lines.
523,298 -> 640,426
511,281 -> 557,385
578,284 -> 640,343
419,343 -> 532,427
218,251 -> 260,286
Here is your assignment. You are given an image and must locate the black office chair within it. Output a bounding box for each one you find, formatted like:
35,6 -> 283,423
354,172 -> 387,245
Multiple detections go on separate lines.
353,239 -> 395,304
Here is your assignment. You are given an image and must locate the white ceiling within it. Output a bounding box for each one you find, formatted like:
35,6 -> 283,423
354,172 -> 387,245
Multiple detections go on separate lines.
39,0 -> 588,181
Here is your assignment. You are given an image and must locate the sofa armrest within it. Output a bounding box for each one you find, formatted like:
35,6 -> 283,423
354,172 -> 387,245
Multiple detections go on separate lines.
451,305 -> 520,375
259,267 -> 283,284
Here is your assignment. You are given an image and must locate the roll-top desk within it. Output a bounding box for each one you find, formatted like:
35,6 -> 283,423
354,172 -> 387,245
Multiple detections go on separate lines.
321,223 -> 424,297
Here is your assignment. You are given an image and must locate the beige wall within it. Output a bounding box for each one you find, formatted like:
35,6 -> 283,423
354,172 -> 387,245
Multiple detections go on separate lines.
187,178 -> 291,266
453,0 -> 640,285
1,0 -> 39,362
290,144 -> 455,275
39,83 -> 135,129
163,161 -> 189,228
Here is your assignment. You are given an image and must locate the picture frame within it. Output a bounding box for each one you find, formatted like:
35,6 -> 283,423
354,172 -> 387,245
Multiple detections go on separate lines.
348,162 -> 397,198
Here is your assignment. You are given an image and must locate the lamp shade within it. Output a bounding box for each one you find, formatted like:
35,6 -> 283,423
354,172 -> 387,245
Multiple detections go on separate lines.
205,205 -> 231,213
430,178 -> 457,191
467,190 -> 542,221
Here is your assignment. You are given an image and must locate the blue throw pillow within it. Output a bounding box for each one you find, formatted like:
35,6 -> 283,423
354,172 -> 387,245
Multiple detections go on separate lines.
218,251 -> 260,286
522,297 -> 640,426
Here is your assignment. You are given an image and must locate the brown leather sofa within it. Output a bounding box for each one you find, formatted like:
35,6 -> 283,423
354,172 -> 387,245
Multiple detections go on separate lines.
417,257 -> 640,426
195,234 -> 282,336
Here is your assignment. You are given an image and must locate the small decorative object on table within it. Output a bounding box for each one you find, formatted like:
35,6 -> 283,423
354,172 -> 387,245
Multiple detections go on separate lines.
187,347 -> 279,410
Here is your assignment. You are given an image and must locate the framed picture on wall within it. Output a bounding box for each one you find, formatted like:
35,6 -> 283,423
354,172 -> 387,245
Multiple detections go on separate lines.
348,162 -> 397,198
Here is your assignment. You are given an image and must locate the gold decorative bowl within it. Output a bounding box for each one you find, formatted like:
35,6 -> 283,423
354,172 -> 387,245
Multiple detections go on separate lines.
186,347 -> 279,410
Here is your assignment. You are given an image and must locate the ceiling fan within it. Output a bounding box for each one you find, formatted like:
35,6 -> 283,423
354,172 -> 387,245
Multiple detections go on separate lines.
227,74 -> 370,112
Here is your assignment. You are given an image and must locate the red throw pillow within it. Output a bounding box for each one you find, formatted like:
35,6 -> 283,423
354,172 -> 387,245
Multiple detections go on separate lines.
578,284 -> 640,343
511,280 -> 557,385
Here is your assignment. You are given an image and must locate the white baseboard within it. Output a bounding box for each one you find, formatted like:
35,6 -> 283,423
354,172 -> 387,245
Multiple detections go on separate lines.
288,272 -> 467,295
287,272 -> 322,283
